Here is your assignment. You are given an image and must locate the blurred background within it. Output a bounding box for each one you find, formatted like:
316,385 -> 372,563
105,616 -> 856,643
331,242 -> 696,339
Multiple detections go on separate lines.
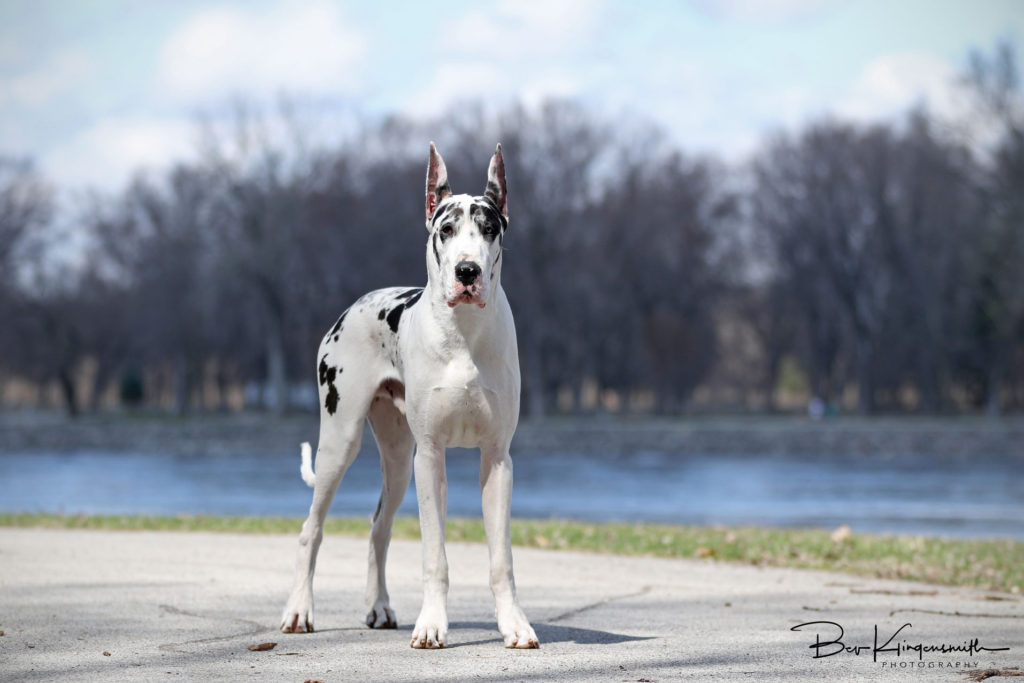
1,1 -> 1022,536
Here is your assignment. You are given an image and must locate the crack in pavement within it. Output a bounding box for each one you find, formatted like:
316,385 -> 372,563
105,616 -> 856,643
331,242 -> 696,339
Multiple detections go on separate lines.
888,608 -> 1024,619
850,588 -> 938,596
157,604 -> 269,651
549,585 -> 653,623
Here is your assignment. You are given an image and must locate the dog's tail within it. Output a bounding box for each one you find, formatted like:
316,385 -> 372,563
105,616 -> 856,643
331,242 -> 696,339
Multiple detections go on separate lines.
299,442 -> 316,488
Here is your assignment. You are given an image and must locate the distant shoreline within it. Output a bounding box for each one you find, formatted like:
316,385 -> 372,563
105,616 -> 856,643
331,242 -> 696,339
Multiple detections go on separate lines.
2,411 -> 1023,457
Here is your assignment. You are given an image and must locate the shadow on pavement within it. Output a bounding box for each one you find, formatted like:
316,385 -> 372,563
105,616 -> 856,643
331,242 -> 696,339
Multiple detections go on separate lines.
445,620 -> 653,647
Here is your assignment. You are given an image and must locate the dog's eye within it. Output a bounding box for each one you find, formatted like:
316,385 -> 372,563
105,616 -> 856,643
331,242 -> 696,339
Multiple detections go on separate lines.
439,224 -> 454,239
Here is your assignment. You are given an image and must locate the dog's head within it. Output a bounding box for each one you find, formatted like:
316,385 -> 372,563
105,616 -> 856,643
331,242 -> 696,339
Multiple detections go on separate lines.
424,142 -> 508,309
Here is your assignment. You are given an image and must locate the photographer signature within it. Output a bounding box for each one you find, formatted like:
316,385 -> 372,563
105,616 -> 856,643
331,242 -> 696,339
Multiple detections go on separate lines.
791,621 -> 1010,662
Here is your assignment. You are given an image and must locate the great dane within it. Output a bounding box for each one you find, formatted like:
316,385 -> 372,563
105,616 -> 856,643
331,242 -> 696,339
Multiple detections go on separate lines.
281,143 -> 538,649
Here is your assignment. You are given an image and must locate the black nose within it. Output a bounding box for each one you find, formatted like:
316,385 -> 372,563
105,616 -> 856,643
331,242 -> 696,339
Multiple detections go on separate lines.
454,261 -> 481,285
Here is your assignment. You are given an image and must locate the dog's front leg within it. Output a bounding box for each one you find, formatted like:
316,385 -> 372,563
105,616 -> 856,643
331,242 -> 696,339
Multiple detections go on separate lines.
480,446 -> 539,648
411,441 -> 449,648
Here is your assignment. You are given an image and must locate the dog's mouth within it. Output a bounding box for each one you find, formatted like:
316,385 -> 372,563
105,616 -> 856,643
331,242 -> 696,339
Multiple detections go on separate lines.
448,284 -> 486,308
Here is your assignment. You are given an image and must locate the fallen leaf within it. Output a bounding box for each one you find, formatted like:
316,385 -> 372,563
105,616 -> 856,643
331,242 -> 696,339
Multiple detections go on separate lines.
103,651 -> 111,657
248,642 -> 277,651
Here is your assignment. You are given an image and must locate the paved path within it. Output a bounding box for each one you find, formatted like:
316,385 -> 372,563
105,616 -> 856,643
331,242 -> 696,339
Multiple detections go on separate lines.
0,528 -> 1020,681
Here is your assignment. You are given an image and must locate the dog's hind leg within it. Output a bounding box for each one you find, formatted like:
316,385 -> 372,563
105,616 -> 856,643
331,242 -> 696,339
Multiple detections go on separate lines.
364,390 -> 414,628
281,398 -> 368,633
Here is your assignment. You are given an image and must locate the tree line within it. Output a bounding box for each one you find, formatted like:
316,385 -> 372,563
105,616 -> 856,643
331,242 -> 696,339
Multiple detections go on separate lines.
1,45 -> 1021,416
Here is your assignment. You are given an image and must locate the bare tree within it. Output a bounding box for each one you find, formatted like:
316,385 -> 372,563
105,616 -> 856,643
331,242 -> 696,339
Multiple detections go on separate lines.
198,106 -> 309,414
961,43 -> 1024,414
756,123 -> 899,412
494,101 -> 609,415
6,83 -> 1023,416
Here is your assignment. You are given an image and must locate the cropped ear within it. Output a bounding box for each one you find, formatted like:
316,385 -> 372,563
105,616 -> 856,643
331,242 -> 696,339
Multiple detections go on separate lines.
425,141 -> 452,223
484,143 -> 507,218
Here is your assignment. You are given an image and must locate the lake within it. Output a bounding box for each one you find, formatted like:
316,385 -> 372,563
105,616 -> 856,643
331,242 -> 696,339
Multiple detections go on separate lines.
1,414 -> 1022,539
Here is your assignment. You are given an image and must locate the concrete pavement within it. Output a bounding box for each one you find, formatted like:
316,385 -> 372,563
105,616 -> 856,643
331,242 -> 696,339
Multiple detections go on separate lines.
0,528 -> 1020,681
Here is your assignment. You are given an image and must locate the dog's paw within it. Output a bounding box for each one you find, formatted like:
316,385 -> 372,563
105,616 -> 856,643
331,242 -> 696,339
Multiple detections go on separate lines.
410,607 -> 448,649
280,594 -> 314,633
281,610 -> 314,633
497,606 -> 539,649
365,601 -> 397,629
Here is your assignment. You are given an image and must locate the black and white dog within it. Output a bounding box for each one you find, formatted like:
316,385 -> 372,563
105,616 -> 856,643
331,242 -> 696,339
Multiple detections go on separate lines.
281,143 -> 538,649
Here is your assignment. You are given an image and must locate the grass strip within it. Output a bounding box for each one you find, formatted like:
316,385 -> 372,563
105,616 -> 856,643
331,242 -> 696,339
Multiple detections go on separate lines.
1,513 -> 1020,594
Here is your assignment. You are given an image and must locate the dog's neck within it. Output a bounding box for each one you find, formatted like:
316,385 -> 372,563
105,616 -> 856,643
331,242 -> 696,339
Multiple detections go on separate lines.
423,274 -> 503,351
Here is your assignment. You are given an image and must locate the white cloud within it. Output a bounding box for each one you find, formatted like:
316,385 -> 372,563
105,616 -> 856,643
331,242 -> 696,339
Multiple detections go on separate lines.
686,0 -> 828,23
405,0 -> 601,117
403,63 -> 508,117
441,0 -> 603,58
762,85 -> 818,127
837,52 -> 963,122
519,72 -> 584,109
157,1 -> 366,103
0,48 -> 93,107
43,116 -> 196,190
403,61 -> 589,122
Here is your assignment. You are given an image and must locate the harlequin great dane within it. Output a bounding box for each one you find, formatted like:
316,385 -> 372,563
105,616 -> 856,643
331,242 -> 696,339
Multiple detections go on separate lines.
281,143 -> 538,649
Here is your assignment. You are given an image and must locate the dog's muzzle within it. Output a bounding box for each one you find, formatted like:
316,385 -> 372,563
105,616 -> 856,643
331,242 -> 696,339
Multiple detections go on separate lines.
450,260 -> 485,308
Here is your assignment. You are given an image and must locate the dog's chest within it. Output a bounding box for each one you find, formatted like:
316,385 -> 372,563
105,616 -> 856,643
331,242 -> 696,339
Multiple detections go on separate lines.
405,351 -> 509,447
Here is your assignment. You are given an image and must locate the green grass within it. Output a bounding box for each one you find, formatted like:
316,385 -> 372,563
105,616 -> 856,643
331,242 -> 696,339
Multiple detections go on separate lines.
2,513 -> 1021,594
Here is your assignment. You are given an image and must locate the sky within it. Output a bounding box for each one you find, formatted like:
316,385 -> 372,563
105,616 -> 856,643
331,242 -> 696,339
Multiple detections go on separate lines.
1,0 -> 1022,192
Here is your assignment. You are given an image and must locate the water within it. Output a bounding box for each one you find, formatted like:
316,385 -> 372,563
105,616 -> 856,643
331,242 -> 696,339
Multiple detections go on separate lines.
2,438 -> 1022,538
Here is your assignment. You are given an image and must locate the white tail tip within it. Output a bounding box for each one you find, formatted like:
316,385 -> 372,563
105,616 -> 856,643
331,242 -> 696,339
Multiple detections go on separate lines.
300,442 -> 316,487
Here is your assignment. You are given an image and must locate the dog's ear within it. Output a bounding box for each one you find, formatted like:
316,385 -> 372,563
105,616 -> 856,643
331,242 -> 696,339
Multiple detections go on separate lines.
485,143 -> 507,218
425,142 -> 452,224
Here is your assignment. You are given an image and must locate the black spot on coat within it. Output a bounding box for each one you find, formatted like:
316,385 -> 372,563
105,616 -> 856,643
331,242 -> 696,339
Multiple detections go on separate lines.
329,309 -> 349,336
318,356 -> 332,386
480,194 -> 507,229
431,202 -> 453,226
379,288 -> 423,333
398,287 -> 422,300
325,384 -> 339,415
319,354 -> 341,415
385,305 -> 405,333
472,199 -> 507,234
